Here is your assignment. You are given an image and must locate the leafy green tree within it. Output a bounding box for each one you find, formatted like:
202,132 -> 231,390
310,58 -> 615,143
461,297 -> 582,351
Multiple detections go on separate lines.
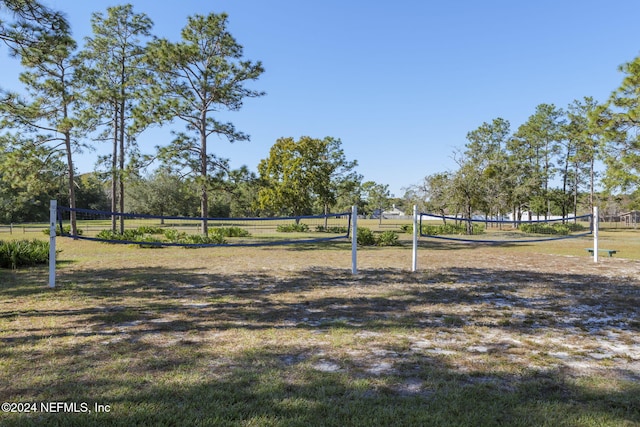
0,133 -> 66,222
77,4 -> 153,232
143,12 -> 264,234
401,180 -> 428,215
126,166 -> 260,219
361,181 -> 391,222
258,136 -> 358,217
223,166 -> 261,217
318,171 -> 363,216
464,118 -> 512,220
257,136 -> 319,216
450,156 -> 485,234
75,173 -> 109,212
0,25 -> 82,233
502,142 -> 536,221
422,172 -> 453,222
402,173 -> 452,219
126,169 -> 199,218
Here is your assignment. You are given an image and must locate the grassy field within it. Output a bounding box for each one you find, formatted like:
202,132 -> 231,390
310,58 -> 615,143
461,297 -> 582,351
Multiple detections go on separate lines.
0,229 -> 639,426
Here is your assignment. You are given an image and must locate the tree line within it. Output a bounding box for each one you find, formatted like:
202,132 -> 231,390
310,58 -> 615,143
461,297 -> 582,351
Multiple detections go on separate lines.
402,79 -> 640,222
403,101 -> 600,223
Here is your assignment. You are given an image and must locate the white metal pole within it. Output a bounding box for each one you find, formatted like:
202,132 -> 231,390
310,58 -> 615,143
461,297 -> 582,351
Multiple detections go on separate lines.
49,200 -> 57,288
351,205 -> 358,275
593,206 -> 599,263
412,205 -> 418,272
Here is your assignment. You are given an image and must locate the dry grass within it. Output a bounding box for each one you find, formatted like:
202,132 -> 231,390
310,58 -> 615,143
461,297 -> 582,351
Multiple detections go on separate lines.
0,233 -> 639,426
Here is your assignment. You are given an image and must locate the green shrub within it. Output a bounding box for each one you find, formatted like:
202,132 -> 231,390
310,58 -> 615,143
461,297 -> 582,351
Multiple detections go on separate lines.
136,226 -> 164,234
552,224 -> 571,235
400,224 -> 412,233
315,225 -> 348,233
376,230 -> 400,246
163,229 -> 187,242
135,236 -> 164,249
0,239 -> 50,269
356,227 -> 377,246
96,229 -> 165,247
356,228 -> 402,246
96,229 -> 144,241
519,222 -> 582,236
96,230 -> 120,241
206,233 -> 227,244
277,223 -> 309,233
96,227 -> 229,247
565,222 -> 587,232
181,234 -> 226,245
421,222 -> 484,236
210,226 -> 251,237
470,223 -> 485,235
42,226 -> 83,236
520,223 -> 550,234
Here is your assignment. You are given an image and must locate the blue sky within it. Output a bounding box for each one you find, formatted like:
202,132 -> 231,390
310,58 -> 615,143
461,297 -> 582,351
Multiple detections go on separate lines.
3,1 -> 640,196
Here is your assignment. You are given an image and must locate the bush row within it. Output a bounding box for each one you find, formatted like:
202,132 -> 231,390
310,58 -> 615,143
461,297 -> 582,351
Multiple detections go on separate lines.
93,222 -> 351,247
96,226 -> 230,247
276,223 -> 309,233
277,223 -> 351,234
400,223 -> 485,236
357,228 -> 401,246
42,225 -> 84,236
519,222 -> 586,235
400,221 -> 585,236
0,239 -> 50,269
211,226 -> 251,237
315,225 -> 349,233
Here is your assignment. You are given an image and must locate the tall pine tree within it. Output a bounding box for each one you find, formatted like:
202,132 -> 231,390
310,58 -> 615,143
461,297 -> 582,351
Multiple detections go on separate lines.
77,4 -> 153,232
144,12 -> 264,234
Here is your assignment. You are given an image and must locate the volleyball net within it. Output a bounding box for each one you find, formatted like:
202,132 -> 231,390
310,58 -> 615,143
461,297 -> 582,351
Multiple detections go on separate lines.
418,212 -> 593,244
47,201 -> 359,287
409,206 -> 598,272
56,206 -> 353,247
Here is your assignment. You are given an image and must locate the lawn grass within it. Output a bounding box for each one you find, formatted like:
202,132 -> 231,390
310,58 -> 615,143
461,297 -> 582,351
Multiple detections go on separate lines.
0,232 -> 639,426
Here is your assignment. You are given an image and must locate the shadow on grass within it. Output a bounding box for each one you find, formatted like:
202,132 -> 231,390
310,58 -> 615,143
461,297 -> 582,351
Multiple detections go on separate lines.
2,264 -> 639,337
2,343 -> 639,426
0,267 -> 52,297
1,264 -> 639,426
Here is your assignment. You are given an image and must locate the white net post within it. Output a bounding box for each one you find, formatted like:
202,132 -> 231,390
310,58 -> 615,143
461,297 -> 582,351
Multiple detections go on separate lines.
49,200 -> 57,288
412,205 -> 418,272
593,206 -> 599,263
351,205 -> 358,275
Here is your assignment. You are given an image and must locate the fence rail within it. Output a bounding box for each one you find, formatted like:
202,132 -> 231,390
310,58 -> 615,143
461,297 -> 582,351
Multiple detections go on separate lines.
0,223 -> 48,235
